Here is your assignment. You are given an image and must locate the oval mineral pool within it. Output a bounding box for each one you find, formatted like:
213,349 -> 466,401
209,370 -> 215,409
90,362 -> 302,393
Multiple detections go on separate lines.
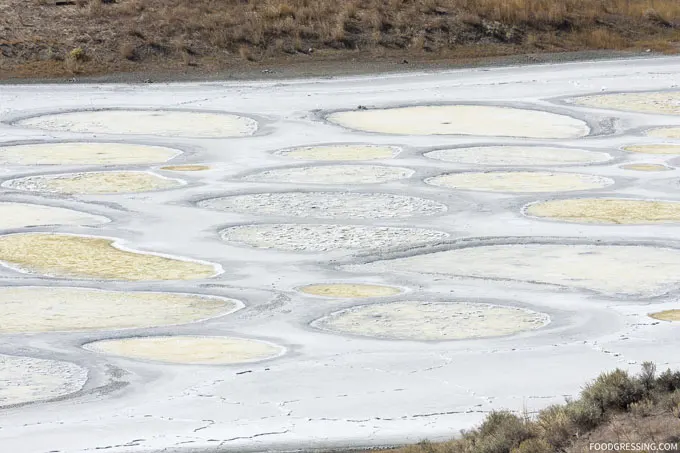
4,171 -> 184,195
347,243 -> 680,298
426,171 -> 613,193
327,105 -> 590,139
0,202 -> 108,230
200,192 -> 446,219
83,336 -> 285,365
525,199 -> 680,224
220,224 -> 449,252
646,127 -> 680,139
0,354 -> 87,407
299,283 -> 403,298
0,233 -> 219,281
160,165 -> 210,172
275,144 -> 401,161
425,146 -> 611,166
0,142 -> 181,166
573,91 -> 680,115
649,310 -> 680,322
243,165 -> 413,184
0,287 -> 242,333
15,110 -> 258,138
624,144 -> 680,155
620,163 -> 672,172
312,301 -> 549,341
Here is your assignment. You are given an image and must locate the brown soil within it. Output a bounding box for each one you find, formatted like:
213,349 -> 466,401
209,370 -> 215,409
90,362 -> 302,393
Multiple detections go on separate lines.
1,0 -> 679,82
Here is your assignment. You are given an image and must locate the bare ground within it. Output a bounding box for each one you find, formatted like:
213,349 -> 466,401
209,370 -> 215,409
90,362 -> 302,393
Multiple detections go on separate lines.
2,0 -> 680,82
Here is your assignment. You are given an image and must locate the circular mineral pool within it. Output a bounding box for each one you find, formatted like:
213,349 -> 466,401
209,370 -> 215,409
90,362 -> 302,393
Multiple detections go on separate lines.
525,199 -> 680,224
199,192 -> 447,219
0,202 -> 108,230
425,146 -> 611,166
0,233 -> 219,281
0,287 -> 242,333
426,171 -> 613,193
243,165 -> 413,184
15,110 -> 258,138
327,105 -> 590,139
573,91 -> 680,115
160,165 -> 210,172
649,310 -> 680,322
646,127 -> 680,139
299,283 -> 402,298
83,336 -> 285,365
0,354 -> 87,407
624,144 -> 680,154
4,171 -> 184,195
312,301 -> 549,341
220,224 -> 449,252
0,142 -> 181,165
620,164 -> 672,171
347,242 -> 680,297
275,144 -> 401,161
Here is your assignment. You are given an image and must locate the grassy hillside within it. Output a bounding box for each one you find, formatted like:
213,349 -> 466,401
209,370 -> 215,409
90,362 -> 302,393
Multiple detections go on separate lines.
368,363 -> 680,453
1,0 -> 680,79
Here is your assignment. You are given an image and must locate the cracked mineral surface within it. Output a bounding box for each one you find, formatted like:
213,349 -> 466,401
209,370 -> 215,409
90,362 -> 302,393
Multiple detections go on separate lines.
220,223 -> 450,251
0,354 -> 87,407
200,192 -> 447,219
4,171 -> 184,195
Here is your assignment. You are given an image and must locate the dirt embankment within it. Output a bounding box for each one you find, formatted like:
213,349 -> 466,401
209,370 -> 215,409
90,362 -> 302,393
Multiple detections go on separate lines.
2,0 -> 680,81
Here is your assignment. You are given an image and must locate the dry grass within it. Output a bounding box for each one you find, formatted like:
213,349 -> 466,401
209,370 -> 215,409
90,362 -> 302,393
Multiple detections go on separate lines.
365,363 -> 680,453
1,0 -> 679,78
